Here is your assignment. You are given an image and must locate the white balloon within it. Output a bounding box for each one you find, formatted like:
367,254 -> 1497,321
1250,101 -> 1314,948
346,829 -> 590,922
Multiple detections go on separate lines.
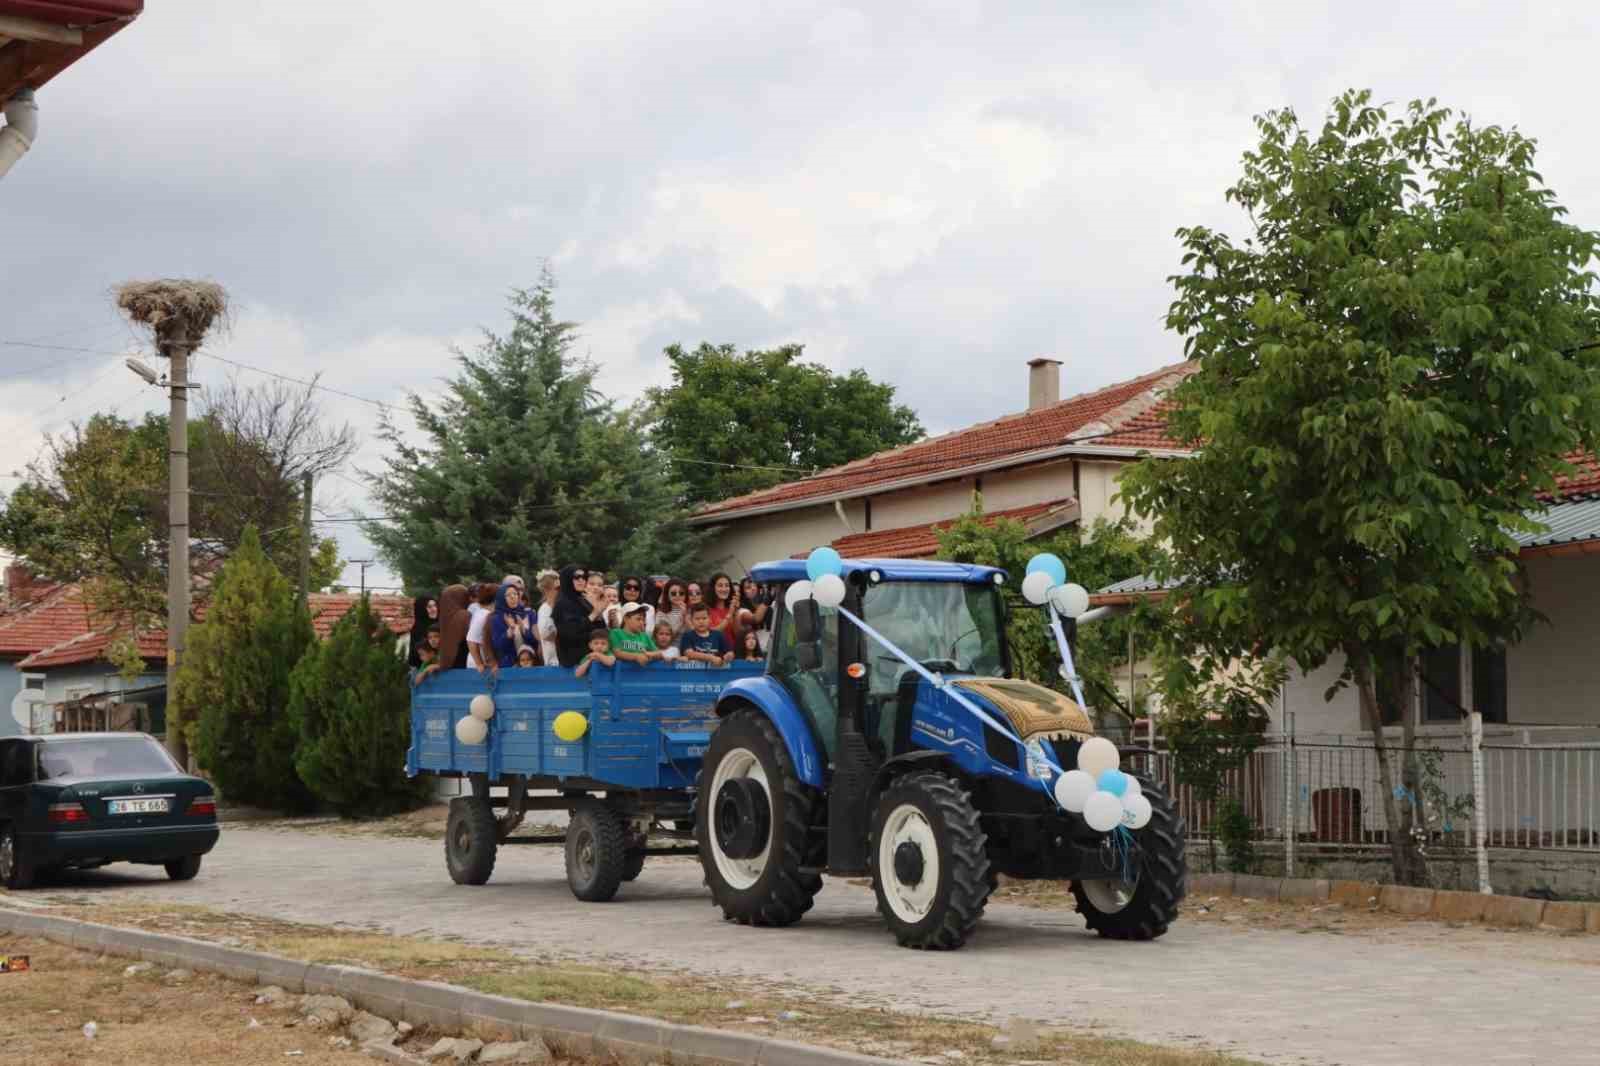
1121,792 -> 1153,829
1053,769 -> 1096,812
811,572 -> 847,608
784,580 -> 814,609
1048,582 -> 1091,618
1120,774 -> 1142,802
455,715 -> 488,746
469,694 -> 495,721
1083,790 -> 1124,832
1076,736 -> 1120,777
1021,570 -> 1052,606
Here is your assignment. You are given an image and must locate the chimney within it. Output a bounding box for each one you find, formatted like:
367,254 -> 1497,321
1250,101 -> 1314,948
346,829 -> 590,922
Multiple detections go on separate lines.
4,563 -> 34,605
1027,357 -> 1062,410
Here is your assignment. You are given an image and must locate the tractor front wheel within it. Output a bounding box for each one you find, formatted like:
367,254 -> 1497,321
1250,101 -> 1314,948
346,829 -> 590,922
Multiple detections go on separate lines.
696,709 -> 821,927
1071,774 -> 1186,940
869,771 -> 992,950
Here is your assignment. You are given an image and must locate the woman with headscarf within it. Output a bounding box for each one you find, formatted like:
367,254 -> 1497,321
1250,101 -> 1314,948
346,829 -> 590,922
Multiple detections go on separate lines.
488,582 -> 535,669
435,584 -> 473,670
406,594 -> 439,666
553,564 -> 605,667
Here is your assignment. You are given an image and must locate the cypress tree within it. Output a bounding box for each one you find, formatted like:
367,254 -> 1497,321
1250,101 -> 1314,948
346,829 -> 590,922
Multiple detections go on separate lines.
178,526 -> 316,812
289,596 -> 430,818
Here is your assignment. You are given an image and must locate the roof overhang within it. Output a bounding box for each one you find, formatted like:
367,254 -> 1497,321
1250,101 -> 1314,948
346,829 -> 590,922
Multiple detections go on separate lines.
691,443 -> 1189,527
0,1 -> 141,101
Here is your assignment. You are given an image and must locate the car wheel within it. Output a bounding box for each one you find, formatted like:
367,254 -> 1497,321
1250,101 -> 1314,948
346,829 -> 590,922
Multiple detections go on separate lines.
164,854 -> 203,881
0,824 -> 36,890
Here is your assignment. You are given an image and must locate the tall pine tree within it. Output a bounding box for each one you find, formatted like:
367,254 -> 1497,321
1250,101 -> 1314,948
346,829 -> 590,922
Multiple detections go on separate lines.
368,267 -> 702,587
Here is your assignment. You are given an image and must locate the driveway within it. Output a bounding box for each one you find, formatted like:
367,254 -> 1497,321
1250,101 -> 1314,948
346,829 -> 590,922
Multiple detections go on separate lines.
15,825 -> 1598,1066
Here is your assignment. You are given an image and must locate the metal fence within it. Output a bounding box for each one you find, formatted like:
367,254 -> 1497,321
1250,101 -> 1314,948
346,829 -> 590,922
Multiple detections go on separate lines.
1130,723 -> 1600,863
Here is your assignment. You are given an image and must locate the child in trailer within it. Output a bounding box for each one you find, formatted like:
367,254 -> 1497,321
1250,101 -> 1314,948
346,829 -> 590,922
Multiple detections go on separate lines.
516,646 -> 537,668
653,620 -> 681,661
677,603 -> 733,666
573,626 -> 617,678
736,627 -> 764,662
410,640 -> 441,687
609,602 -> 662,664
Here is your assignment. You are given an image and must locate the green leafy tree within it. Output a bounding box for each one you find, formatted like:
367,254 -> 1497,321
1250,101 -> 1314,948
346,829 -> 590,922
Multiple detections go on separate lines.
935,501 -> 1162,725
369,266 -> 703,587
644,343 -> 924,505
177,527 -> 316,812
1119,91 -> 1600,884
290,596 -> 430,817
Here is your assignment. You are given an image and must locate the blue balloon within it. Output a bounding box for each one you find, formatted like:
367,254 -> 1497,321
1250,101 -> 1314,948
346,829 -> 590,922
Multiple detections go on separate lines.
806,546 -> 844,581
1097,768 -> 1128,797
1025,552 -> 1067,587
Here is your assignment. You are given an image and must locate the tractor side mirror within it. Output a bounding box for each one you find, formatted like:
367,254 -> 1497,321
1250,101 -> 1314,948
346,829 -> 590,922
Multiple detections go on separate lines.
792,598 -> 821,644
791,598 -> 823,671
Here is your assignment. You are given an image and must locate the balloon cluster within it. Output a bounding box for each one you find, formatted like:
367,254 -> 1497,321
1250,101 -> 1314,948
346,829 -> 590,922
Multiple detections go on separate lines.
785,546 -> 848,610
1021,552 -> 1090,617
1052,736 -> 1153,832
455,693 -> 495,745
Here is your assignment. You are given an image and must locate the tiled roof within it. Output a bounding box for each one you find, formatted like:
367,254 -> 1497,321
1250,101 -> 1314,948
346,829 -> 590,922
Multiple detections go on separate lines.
1551,451 -> 1600,501
694,362 -> 1195,521
831,498 -> 1079,560
13,590 -> 415,671
0,585 -> 95,658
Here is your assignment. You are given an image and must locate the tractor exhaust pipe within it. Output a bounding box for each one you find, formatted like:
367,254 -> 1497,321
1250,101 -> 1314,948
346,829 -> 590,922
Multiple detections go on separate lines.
0,89 -> 39,180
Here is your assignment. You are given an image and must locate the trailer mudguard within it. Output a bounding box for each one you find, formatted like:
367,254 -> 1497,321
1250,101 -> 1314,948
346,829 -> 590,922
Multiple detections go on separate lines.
715,675 -> 826,789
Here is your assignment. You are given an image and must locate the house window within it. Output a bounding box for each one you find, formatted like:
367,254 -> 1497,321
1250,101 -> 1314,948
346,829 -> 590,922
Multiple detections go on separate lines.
1420,644 -> 1507,724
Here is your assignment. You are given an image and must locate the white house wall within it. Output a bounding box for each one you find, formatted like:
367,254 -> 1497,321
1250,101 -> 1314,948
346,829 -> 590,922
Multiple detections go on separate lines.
1507,555 -> 1600,726
700,499 -> 867,575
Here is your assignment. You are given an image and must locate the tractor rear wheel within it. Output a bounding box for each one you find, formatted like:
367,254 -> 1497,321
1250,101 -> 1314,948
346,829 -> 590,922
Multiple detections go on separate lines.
697,708 -> 821,927
1071,774 -> 1186,940
444,796 -> 498,886
869,771 -> 992,950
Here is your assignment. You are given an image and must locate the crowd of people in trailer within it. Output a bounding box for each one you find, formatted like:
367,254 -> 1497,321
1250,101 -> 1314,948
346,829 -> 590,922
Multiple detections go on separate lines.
405,569 -> 776,686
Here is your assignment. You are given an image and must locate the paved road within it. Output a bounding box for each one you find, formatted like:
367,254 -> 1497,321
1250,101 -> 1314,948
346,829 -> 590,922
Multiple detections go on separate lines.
19,826 -> 1599,1066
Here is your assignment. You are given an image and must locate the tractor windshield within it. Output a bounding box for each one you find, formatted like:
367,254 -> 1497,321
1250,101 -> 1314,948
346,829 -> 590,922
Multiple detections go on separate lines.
861,581 -> 1007,689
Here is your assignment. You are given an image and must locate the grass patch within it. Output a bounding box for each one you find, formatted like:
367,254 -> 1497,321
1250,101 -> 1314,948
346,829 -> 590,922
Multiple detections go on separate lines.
25,899 -> 1262,1065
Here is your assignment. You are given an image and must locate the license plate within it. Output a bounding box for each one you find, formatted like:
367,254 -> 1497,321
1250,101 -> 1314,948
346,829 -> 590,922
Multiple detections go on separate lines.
108,797 -> 170,815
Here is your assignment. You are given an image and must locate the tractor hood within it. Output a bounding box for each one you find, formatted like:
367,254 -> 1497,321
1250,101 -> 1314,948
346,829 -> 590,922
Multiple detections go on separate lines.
948,677 -> 1094,742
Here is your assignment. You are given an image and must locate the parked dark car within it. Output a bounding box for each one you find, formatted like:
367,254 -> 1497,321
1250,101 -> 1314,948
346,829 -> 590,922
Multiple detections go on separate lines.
0,732 -> 219,889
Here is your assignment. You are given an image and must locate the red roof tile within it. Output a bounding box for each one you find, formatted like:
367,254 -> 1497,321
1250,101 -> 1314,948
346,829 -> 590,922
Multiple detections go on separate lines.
830,498 -> 1079,559
14,591 -> 415,671
1552,451 -> 1600,500
0,585 -> 95,658
694,363 -> 1195,521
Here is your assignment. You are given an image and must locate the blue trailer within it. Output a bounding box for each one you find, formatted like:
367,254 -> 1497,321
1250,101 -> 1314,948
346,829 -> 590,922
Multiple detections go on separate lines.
407,660 -> 763,901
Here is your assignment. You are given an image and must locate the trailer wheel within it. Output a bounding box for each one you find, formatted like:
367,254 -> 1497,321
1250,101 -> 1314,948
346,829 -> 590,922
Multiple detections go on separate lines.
697,708 -> 821,927
869,771 -> 991,950
622,850 -> 646,882
444,796 -> 498,886
1072,774 -> 1186,940
565,800 -> 628,902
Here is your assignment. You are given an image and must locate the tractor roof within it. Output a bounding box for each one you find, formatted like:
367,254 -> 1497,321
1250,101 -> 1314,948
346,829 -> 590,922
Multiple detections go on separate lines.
748,558 -> 1006,585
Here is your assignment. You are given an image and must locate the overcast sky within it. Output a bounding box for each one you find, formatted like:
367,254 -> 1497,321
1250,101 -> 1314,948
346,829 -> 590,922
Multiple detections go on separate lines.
6,1 -> 1600,590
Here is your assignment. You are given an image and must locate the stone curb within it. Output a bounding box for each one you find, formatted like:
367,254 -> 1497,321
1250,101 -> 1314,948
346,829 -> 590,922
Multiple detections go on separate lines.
0,908 -> 900,1066
1190,872 -> 1600,932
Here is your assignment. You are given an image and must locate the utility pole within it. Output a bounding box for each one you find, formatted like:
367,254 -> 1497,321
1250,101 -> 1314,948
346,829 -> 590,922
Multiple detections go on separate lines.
349,559 -> 374,597
164,331 -> 191,767
298,472 -> 312,608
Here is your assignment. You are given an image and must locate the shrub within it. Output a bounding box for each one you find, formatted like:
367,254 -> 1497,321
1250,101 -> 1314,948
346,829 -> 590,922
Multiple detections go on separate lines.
1217,796 -> 1257,874
179,527 -> 316,812
290,595 -> 431,817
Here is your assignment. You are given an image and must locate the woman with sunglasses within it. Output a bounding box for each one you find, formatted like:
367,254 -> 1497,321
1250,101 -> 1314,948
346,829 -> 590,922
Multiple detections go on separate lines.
655,578 -> 690,637
616,575 -> 655,634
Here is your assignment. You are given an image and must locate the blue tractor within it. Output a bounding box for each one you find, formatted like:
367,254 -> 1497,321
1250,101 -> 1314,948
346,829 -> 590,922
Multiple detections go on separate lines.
695,557 -> 1186,949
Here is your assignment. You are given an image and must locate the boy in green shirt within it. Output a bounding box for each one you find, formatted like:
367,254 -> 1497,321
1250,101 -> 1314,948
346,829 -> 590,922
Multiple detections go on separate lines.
610,603 -> 663,664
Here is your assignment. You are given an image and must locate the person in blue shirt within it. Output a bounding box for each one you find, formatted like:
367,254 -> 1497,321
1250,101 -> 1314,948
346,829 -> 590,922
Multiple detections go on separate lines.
488,582 -> 535,670
677,603 -> 732,666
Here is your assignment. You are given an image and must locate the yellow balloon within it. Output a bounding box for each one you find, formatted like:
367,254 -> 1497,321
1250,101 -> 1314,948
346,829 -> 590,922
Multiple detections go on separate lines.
552,711 -> 589,742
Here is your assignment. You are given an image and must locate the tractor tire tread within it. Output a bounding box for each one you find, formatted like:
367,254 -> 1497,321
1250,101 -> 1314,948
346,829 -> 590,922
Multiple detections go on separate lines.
870,771 -> 992,950
445,796 -> 498,886
566,800 -> 628,902
1072,773 -> 1187,940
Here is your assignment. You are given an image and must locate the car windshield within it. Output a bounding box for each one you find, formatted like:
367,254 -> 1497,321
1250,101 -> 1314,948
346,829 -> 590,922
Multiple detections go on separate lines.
36,736 -> 182,780
861,580 -> 1006,691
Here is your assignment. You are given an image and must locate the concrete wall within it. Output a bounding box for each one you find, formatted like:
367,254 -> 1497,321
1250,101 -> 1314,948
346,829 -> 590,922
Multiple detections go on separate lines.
1193,842 -> 1600,899
698,498 -> 866,575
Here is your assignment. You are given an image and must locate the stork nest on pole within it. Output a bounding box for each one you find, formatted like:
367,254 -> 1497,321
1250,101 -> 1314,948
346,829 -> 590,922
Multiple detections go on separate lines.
115,279 -> 230,346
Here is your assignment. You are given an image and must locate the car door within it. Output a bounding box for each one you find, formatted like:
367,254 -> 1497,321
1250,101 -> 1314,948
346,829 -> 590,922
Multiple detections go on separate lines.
0,739 -> 28,827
